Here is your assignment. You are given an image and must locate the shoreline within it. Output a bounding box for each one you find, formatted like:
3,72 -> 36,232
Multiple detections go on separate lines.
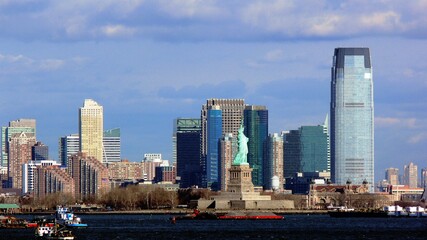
13,209 -> 328,215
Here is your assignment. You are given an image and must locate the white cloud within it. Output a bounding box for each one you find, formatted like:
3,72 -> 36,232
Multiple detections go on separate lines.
359,11 -> 401,31
408,132 -> 427,144
100,24 -> 136,37
0,53 -> 66,72
156,0 -> 223,19
375,117 -> 417,128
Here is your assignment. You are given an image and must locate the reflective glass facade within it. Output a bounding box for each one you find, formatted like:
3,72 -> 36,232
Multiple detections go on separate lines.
206,108 -> 222,189
300,125 -> 330,173
331,48 -> 374,189
244,105 -> 268,187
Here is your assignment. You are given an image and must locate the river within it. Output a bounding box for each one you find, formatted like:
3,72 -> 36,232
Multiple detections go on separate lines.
3,214 -> 427,239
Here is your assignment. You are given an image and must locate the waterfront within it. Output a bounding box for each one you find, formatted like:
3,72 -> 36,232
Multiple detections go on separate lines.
2,214 -> 427,239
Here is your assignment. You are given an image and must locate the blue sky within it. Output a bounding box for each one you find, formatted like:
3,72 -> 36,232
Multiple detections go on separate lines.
1,0 -> 427,182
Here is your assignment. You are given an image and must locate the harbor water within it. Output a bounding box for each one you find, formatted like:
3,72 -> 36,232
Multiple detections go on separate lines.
3,214 -> 427,239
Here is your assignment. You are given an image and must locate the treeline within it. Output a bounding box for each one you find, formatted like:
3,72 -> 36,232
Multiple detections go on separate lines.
18,186 -> 214,211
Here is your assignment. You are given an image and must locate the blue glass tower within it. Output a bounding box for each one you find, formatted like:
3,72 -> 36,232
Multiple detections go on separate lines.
331,48 -> 374,189
206,106 -> 222,189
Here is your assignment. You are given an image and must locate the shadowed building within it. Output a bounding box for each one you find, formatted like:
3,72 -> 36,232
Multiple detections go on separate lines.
244,105 -> 268,187
31,142 -> 48,161
175,118 -> 202,188
385,168 -> 399,185
206,106 -> 222,189
67,152 -> 110,200
33,164 -> 75,199
330,48 -> 374,190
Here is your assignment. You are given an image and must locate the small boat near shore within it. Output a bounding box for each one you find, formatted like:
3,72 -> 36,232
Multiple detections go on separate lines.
55,206 -> 88,228
35,221 -> 74,240
0,215 -> 29,228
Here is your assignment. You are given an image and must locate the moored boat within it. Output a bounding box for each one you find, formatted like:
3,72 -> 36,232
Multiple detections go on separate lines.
171,209 -> 284,222
35,221 -> 74,240
0,215 -> 29,228
55,206 -> 88,228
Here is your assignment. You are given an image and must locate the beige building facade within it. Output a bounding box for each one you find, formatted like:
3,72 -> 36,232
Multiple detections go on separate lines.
79,99 -> 103,162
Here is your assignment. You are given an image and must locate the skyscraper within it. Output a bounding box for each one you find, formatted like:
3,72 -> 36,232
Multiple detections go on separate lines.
218,133 -> 237,191
1,119 -> 36,168
58,134 -> 80,167
8,132 -> 36,189
206,106 -> 222,189
421,168 -> 427,188
103,128 -> 121,163
283,117 -> 330,178
79,99 -> 104,162
265,133 -> 284,191
330,48 -> 374,189
283,130 -> 301,178
299,117 -> 330,173
31,141 -> 49,161
201,99 -> 245,187
244,105 -> 268,187
385,168 -> 399,185
175,118 -> 202,188
403,162 -> 417,188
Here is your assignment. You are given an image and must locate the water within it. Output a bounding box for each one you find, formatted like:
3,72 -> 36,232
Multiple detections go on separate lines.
3,214 -> 427,239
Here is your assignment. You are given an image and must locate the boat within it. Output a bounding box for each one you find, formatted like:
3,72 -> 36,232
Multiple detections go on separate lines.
27,216 -> 55,228
0,215 -> 29,228
171,209 -> 284,222
35,221 -> 74,240
55,206 -> 88,228
329,205 -> 427,218
218,212 -> 284,220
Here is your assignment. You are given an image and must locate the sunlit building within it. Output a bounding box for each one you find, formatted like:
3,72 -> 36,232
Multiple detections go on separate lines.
330,48 -> 374,189
79,99 -> 103,162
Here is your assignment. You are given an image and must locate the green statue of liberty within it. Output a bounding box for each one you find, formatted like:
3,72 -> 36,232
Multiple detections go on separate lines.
233,124 -> 249,165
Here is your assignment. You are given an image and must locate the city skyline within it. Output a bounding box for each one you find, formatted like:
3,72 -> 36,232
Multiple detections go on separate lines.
1,1 -> 426,183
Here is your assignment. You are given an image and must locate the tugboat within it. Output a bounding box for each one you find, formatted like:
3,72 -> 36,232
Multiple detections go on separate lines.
55,206 -> 88,228
35,220 -> 74,240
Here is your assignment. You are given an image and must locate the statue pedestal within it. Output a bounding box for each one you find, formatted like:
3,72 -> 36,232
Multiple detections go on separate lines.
227,164 -> 254,193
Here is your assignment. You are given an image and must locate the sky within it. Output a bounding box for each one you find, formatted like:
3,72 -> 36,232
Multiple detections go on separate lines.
1,0 -> 426,183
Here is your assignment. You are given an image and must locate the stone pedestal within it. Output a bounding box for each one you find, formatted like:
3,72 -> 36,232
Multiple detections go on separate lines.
227,164 -> 254,193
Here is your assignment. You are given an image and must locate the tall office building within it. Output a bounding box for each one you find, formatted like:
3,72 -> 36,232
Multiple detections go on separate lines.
206,106 -> 222,189
58,134 -> 80,167
403,162 -> 418,188
283,119 -> 330,179
300,116 -> 330,173
283,130 -> 301,178
201,99 -> 245,187
103,128 -> 121,163
8,132 -> 36,189
385,168 -> 399,185
33,164 -> 75,199
31,142 -> 48,161
330,48 -> 374,189
79,99 -> 103,162
265,133 -> 284,191
1,119 -> 36,167
218,133 -> 237,191
244,105 -> 268,187
175,118 -> 202,188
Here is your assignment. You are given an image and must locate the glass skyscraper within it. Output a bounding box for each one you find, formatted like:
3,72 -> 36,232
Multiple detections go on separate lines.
330,48 -> 374,189
175,118 -> 202,188
206,106 -> 222,189
244,105 -> 268,187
